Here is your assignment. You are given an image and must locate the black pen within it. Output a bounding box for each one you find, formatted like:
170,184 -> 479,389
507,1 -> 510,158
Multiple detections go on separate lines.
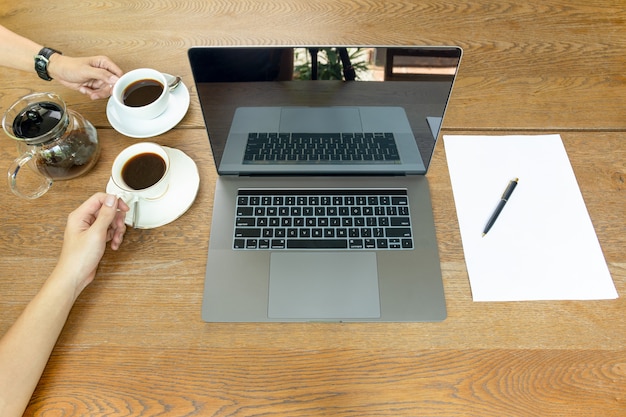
482,178 -> 518,237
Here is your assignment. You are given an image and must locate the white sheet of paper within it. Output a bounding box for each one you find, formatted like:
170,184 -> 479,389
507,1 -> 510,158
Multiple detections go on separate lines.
443,134 -> 618,301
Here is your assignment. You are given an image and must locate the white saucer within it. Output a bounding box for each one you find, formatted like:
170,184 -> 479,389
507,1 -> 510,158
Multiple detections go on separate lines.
106,75 -> 190,138
106,147 -> 199,229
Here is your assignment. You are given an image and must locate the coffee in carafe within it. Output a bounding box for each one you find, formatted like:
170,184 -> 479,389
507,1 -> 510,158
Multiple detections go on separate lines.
2,92 -> 100,199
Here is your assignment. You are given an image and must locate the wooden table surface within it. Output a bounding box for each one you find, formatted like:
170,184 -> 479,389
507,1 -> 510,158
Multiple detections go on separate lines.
1,1 -> 624,416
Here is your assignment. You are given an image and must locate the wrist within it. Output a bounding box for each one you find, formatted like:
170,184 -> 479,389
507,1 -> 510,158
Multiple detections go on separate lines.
34,47 -> 62,81
49,257 -> 92,303
46,53 -> 62,80
44,266 -> 82,307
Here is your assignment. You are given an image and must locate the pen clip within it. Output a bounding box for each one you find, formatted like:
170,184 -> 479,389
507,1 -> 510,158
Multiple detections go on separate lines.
501,178 -> 519,201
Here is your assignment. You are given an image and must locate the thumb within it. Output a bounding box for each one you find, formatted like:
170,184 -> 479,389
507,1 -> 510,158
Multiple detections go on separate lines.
92,194 -> 120,232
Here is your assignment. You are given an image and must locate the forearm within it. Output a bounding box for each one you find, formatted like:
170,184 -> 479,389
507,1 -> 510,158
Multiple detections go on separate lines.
0,270 -> 76,417
0,25 -> 42,74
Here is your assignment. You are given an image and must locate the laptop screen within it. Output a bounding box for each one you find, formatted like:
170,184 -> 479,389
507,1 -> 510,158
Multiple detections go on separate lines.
188,46 -> 461,175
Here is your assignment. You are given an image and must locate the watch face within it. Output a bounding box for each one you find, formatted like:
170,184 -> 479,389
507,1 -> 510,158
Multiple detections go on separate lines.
35,57 -> 52,80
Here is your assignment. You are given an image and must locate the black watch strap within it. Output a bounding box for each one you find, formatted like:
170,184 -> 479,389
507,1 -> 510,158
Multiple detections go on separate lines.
34,47 -> 62,81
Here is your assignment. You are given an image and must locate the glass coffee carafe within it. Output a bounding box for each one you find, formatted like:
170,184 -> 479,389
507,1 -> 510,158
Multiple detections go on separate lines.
2,92 -> 100,199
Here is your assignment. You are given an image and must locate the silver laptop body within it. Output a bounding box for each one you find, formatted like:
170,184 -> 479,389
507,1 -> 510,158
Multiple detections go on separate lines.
189,46 -> 462,322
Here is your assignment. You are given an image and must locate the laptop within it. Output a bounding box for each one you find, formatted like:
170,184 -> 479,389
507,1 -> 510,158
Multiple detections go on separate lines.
188,45 -> 462,322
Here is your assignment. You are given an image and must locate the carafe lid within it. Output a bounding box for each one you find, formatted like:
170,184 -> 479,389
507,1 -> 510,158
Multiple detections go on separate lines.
2,92 -> 69,145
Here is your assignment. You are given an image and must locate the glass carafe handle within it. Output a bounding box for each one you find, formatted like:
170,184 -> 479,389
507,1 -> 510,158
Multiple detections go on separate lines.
8,151 -> 53,199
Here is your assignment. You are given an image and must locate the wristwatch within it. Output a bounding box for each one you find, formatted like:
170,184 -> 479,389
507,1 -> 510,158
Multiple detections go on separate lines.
34,47 -> 62,81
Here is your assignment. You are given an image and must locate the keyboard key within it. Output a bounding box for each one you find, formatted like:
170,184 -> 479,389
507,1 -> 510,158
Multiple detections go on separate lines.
391,217 -> 411,226
271,239 -> 286,249
349,239 -> 364,249
386,228 -> 412,238
287,239 -> 348,249
235,228 -> 261,238
236,217 -> 256,227
389,238 -> 402,249
392,197 -> 408,205
237,207 -> 253,216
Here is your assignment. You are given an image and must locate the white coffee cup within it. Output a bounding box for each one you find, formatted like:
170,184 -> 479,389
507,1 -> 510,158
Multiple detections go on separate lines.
111,68 -> 170,120
111,142 -> 171,226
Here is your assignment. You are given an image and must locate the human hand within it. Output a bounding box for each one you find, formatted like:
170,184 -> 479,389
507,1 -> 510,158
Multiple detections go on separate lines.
54,193 -> 129,300
48,54 -> 123,100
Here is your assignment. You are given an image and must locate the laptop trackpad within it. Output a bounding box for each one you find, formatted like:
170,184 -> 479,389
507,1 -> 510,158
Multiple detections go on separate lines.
268,252 -> 380,320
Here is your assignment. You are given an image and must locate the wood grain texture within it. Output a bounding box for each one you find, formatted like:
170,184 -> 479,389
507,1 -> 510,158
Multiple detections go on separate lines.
28,347 -> 626,417
0,1 -> 625,415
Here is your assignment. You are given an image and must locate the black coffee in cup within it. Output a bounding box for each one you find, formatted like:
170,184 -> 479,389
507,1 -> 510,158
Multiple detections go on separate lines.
122,79 -> 164,107
121,152 -> 166,190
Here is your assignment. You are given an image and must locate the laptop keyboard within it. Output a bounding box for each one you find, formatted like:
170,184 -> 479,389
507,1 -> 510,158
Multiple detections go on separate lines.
234,189 -> 414,250
243,132 -> 400,163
